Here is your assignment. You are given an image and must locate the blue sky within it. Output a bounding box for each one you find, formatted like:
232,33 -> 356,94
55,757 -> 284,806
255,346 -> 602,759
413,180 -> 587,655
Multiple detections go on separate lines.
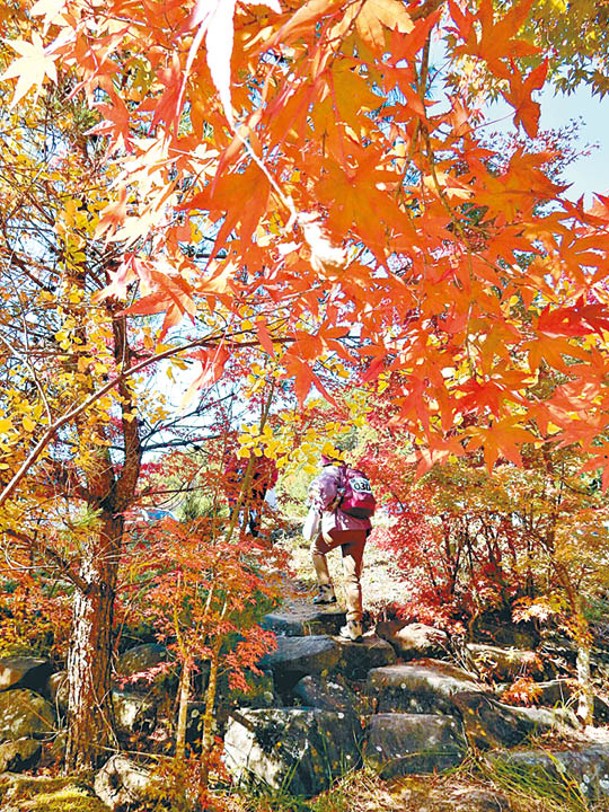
486,87 -> 609,203
538,87 -> 609,202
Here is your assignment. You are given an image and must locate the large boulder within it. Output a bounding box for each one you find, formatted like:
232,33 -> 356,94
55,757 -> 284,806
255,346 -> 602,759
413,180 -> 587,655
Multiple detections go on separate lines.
363,713 -> 467,778
488,745 -> 609,802
367,659 -> 482,715
292,674 -> 370,717
223,707 -> 363,797
376,622 -> 449,661
452,691 -> 578,750
466,644 -> 545,682
94,754 -> 154,811
0,657 -> 54,695
0,689 -> 55,741
260,635 -> 341,692
334,634 -> 396,680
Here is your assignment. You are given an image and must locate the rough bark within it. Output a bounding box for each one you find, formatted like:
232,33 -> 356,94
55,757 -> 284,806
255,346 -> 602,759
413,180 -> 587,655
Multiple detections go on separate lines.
65,513 -> 123,771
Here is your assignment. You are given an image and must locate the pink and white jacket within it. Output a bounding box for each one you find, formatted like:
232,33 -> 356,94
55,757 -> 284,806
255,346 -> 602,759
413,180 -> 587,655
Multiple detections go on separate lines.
308,465 -> 372,538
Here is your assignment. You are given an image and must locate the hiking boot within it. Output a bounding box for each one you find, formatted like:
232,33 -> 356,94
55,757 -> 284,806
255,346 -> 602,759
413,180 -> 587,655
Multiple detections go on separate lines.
339,620 -> 363,642
312,585 -> 337,605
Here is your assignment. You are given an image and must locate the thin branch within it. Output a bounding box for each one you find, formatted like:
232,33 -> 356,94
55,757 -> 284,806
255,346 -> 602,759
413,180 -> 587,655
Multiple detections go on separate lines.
4,527 -> 89,594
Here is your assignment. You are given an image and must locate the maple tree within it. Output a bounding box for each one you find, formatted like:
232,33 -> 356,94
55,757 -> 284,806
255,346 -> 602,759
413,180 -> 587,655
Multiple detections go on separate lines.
124,517 -> 280,798
1,0 -> 609,769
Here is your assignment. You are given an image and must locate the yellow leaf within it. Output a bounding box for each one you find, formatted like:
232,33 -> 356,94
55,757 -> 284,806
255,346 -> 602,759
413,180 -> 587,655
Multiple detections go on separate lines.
0,418 -> 12,434
22,415 -> 36,432
356,0 -> 413,51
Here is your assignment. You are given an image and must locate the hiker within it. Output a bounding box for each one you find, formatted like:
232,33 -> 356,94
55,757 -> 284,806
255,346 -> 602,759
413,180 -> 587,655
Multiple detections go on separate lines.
225,453 -> 278,537
305,452 -> 375,642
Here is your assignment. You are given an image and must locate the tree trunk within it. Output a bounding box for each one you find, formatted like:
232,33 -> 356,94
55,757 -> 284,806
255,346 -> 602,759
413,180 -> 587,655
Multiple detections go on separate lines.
175,658 -> 192,762
65,513 -> 122,771
200,636 -> 222,789
576,634 -> 594,726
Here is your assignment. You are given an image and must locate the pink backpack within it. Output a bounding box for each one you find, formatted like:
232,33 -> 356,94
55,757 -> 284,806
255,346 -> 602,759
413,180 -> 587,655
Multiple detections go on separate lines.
337,466 -> 376,519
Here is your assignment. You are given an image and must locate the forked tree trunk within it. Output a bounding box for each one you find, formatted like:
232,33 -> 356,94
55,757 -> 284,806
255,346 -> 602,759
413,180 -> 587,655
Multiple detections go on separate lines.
65,514 -> 122,771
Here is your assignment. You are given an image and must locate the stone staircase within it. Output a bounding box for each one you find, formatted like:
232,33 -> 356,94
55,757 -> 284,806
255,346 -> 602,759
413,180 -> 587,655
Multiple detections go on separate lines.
223,601 -> 609,803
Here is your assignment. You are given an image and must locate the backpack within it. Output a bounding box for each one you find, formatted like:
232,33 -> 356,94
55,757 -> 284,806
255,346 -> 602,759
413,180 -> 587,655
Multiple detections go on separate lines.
337,466 -> 376,519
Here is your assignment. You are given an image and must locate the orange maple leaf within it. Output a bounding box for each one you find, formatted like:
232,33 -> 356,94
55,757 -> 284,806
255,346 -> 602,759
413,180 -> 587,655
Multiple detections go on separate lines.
355,0 -> 413,53
467,418 -> 537,471
502,60 -> 548,138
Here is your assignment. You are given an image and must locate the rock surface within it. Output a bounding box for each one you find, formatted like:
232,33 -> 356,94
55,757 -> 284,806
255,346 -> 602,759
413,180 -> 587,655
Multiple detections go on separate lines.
0,738 -> 42,772
94,753 -> 154,810
260,635 -> 342,690
452,691 -> 577,750
367,659 -> 482,714
376,622 -> 449,661
113,690 -> 157,735
489,745 -> 609,802
334,633 -> 397,680
292,673 -> 370,716
0,689 -> 55,741
114,643 -> 170,690
0,657 -> 54,694
223,707 -> 362,796
364,713 -> 467,778
262,605 -> 346,637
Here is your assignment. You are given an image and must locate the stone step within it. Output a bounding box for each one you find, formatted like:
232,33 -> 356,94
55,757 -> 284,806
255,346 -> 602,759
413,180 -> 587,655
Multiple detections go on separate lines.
261,604 -> 346,637
364,713 -> 467,778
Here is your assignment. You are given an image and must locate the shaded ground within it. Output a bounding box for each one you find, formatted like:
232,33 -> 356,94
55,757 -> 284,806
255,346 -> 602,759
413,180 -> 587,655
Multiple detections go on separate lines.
222,763 -> 609,812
